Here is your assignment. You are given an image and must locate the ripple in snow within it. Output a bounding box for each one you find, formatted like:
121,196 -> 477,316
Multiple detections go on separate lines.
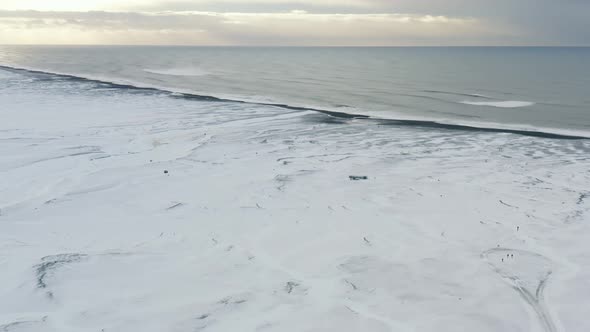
483,248 -> 557,332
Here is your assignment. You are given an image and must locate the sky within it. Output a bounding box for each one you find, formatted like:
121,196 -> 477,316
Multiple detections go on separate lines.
0,0 -> 588,46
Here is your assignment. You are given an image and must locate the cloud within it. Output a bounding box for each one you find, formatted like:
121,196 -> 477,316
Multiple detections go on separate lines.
0,0 -> 387,12
0,9 -> 513,45
2,1 -> 589,37
1,0 -> 588,46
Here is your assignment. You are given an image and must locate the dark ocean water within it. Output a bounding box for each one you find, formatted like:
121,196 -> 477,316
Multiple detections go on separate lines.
1,46 -> 589,136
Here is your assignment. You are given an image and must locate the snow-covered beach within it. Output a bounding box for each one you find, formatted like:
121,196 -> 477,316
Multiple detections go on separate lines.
1,66 -> 590,332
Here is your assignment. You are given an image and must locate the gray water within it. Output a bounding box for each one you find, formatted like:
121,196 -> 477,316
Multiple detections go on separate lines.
1,46 -> 589,134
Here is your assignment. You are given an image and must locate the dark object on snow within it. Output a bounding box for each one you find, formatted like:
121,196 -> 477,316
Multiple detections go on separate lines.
164,170 -> 169,174
349,176 -> 368,181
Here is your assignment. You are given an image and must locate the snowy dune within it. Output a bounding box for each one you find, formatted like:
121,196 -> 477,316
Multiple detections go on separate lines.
1,69 -> 590,332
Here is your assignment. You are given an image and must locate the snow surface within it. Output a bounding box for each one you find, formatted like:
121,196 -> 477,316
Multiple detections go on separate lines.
1,69 -> 590,332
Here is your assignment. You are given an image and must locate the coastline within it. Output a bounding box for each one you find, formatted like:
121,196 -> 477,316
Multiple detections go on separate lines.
1,67 -> 589,331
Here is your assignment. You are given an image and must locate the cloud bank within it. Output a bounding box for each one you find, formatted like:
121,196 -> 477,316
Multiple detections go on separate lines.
0,10 -> 511,45
0,0 -> 588,45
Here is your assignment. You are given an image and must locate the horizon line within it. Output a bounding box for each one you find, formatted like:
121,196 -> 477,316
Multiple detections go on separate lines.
2,44 -> 590,48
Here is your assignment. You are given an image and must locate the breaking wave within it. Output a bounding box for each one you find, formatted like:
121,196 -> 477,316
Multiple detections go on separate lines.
461,100 -> 535,108
0,64 -> 587,140
143,67 -> 209,77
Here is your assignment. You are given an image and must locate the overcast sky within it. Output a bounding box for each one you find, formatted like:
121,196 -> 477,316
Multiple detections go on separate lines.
0,0 -> 588,45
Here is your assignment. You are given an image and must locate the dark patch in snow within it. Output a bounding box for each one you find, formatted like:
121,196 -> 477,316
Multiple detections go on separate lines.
499,200 -> 518,208
166,202 -> 184,210
577,192 -> 589,205
218,296 -> 247,306
34,253 -> 88,299
0,317 -> 47,332
344,279 -> 358,291
349,176 -> 368,181
285,281 -> 299,294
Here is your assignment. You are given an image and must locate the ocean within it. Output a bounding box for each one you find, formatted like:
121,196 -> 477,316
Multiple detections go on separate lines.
1,46 -> 589,332
1,46 -> 589,136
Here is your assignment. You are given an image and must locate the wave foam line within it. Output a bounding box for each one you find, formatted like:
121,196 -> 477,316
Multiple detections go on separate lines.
0,64 -> 587,140
461,101 -> 535,108
143,67 -> 209,77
